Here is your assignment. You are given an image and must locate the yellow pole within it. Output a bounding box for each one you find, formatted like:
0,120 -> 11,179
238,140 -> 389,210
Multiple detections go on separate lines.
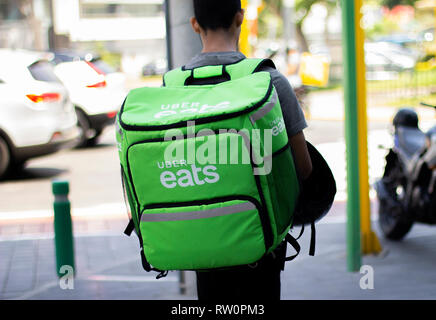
240,0 -> 251,56
354,0 -> 382,255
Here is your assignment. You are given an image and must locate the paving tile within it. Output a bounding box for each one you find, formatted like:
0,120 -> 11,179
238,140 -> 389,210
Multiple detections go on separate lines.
1,223 -> 435,300
1,225 -> 23,236
22,223 -> 43,235
4,241 -> 37,293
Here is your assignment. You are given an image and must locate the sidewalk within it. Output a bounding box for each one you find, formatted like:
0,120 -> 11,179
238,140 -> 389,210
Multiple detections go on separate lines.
307,89 -> 435,124
283,221 -> 436,299
1,201 -> 436,300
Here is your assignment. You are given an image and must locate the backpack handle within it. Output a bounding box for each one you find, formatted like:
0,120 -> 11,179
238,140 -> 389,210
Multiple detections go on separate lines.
184,65 -> 231,85
164,59 -> 275,87
193,65 -> 225,78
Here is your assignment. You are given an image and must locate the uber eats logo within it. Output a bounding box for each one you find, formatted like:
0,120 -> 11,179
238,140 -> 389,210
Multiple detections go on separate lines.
158,160 -> 219,189
154,101 -> 231,119
158,121 -> 274,178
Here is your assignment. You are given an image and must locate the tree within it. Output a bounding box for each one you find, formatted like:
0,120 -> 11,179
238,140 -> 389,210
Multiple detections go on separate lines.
261,0 -> 337,52
294,0 -> 337,51
381,0 -> 417,9
261,0 -> 417,52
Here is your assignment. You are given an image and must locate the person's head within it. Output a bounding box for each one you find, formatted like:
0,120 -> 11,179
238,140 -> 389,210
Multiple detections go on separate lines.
191,0 -> 244,51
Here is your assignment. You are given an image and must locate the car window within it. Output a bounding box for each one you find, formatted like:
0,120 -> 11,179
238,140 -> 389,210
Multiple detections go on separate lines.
28,60 -> 61,83
91,60 -> 115,74
54,61 -> 103,86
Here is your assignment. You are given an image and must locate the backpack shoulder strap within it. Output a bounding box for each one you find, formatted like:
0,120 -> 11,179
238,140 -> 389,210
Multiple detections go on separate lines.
163,58 -> 276,87
225,58 -> 276,79
163,67 -> 191,87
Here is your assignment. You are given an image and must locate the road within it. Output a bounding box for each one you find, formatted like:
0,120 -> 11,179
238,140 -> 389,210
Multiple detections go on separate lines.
0,128 -> 123,214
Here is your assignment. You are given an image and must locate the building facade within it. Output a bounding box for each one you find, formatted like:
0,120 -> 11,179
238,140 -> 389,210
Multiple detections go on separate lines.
1,0 -> 167,75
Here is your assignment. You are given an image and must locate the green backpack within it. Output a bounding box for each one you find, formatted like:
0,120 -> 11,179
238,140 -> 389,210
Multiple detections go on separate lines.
117,58 -> 301,275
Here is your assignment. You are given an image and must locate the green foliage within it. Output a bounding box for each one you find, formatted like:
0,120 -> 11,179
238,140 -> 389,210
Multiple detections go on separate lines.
261,0 -> 418,26
381,0 -> 417,9
294,0 -> 336,26
365,16 -> 401,39
258,0 -> 283,38
364,0 -> 419,39
259,0 -> 337,39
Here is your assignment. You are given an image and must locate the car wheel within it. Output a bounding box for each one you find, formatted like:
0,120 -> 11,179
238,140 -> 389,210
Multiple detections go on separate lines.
75,108 -> 91,148
0,136 -> 11,179
9,160 -> 27,173
86,129 -> 102,147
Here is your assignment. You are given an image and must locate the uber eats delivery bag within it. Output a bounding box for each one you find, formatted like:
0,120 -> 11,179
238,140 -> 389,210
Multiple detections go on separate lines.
116,58 -> 300,273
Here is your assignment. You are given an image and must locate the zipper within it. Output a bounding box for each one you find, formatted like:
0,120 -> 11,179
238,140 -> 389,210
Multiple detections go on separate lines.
139,195 -> 271,253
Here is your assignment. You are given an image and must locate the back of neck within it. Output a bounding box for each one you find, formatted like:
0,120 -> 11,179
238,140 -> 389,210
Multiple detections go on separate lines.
200,30 -> 239,53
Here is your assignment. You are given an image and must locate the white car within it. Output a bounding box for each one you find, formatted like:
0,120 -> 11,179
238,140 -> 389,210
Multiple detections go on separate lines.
0,49 -> 79,179
52,58 -> 127,147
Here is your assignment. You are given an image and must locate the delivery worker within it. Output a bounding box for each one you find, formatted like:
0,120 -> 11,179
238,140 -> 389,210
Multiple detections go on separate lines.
183,0 -> 313,300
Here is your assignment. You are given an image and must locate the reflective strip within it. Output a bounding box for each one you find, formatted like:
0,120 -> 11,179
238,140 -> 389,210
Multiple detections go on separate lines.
116,119 -> 122,136
141,202 -> 256,222
54,195 -> 69,203
249,90 -> 278,124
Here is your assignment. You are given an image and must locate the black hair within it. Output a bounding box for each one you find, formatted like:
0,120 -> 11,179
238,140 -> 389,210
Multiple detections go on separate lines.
193,0 -> 242,31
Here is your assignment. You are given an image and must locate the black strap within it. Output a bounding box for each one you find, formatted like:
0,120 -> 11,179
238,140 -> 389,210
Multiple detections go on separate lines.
140,248 -> 152,271
309,221 -> 316,256
120,166 -> 135,237
120,166 -> 128,210
156,270 -> 169,279
140,249 -> 167,278
292,221 -> 316,256
284,233 -> 301,261
253,58 -> 276,73
124,219 -> 135,236
296,224 -> 305,240
184,65 -> 231,86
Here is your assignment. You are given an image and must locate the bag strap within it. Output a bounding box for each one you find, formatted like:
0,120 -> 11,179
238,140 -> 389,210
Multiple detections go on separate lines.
296,224 -> 305,240
121,165 -> 136,237
296,221 -> 316,257
290,221 -> 317,257
163,58 -> 275,87
120,166 -> 132,236
140,249 -> 168,279
309,221 -> 316,256
284,233 -> 301,261
284,222 -> 316,261
124,219 -> 134,236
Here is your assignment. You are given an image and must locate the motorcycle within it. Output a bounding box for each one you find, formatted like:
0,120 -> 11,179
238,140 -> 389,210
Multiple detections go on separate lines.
375,103 -> 436,240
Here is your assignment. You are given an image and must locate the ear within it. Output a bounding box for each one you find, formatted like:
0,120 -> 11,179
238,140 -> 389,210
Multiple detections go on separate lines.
190,17 -> 201,34
235,9 -> 244,28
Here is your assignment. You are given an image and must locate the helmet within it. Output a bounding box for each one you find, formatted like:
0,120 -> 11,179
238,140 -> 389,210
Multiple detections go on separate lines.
292,141 -> 337,226
393,108 -> 419,129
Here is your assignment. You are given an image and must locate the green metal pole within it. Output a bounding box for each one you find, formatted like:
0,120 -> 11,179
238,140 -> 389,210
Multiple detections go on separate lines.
53,180 -> 75,277
340,0 -> 362,272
